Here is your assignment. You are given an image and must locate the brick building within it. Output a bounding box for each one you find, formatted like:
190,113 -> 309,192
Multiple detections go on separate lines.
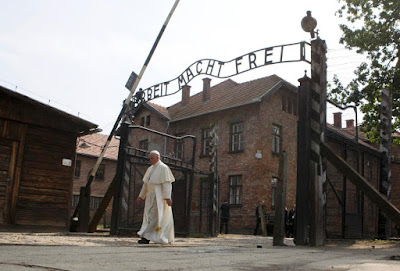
334,116 -> 400,238
391,133 -> 400,236
325,113 -> 382,238
130,75 -> 299,234
71,133 -> 119,228
124,73 -> 395,238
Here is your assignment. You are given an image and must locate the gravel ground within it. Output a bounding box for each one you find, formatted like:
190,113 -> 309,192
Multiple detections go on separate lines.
0,231 -> 399,270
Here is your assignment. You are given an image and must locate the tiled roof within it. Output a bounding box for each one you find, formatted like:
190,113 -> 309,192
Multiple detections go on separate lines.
327,124 -> 379,151
77,133 -> 119,160
168,75 -> 296,122
342,126 -> 370,143
147,102 -> 169,119
343,126 -> 400,141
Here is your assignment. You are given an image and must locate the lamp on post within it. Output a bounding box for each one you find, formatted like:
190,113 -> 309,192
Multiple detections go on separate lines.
298,10 -> 327,246
301,11 -> 317,39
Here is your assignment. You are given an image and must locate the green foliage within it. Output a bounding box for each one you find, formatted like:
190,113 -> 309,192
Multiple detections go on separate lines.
330,0 -> 400,144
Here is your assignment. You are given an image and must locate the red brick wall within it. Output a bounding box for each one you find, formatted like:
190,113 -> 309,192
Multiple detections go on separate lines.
130,108 -> 168,153
166,87 -> 298,234
324,137 -> 381,239
127,94 -> 391,238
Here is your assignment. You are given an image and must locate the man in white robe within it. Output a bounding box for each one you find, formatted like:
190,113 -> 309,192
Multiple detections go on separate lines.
136,150 -> 175,244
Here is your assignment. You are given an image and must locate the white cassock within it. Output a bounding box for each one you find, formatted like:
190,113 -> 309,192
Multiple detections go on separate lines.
137,160 -> 175,244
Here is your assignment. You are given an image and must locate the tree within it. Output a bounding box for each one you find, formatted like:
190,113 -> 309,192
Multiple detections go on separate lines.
330,0 -> 400,144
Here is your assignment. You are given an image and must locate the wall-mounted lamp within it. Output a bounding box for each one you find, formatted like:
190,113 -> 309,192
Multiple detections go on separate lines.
255,150 -> 262,159
79,142 -> 91,149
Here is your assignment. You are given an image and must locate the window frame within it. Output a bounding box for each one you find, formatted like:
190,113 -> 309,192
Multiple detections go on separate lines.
287,97 -> 292,114
175,137 -> 184,160
146,115 -> 151,126
90,196 -> 102,210
139,139 -> 148,150
140,115 -> 151,127
74,160 -> 81,178
95,163 -> 105,181
292,98 -> 297,116
201,128 -> 211,157
229,175 -> 242,205
71,194 -> 80,208
272,124 -> 282,155
230,122 -> 244,153
281,95 -> 286,111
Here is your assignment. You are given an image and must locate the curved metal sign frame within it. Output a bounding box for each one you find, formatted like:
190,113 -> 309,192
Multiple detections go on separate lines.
132,41 -> 310,106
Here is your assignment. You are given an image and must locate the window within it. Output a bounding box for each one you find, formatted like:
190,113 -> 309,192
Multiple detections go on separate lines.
271,177 -> 278,208
95,164 -> 105,180
201,128 -> 211,156
230,123 -> 244,152
71,194 -> 80,208
140,115 -> 151,127
292,98 -> 297,116
272,124 -> 281,154
72,195 -> 102,210
74,160 -> 81,178
139,139 -> 148,150
175,138 -> 184,159
287,97 -> 292,114
282,95 -> 297,116
90,196 -> 102,210
281,95 -> 286,111
229,175 -> 242,204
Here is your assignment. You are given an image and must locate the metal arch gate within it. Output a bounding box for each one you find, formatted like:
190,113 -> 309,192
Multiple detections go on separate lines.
114,125 -> 200,236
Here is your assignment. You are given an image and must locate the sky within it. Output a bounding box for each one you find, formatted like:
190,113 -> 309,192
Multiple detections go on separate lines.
0,0 -> 365,134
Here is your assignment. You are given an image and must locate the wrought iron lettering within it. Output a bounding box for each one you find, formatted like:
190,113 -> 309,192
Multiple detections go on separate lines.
196,61 -> 203,73
264,47 -> 273,65
249,53 -> 257,69
235,56 -> 243,74
134,41 -> 311,105
153,83 -> 161,98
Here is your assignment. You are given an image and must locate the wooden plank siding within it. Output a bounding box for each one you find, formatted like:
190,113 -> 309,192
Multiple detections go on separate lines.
1,86 -> 97,230
15,126 -> 76,227
0,142 -> 11,224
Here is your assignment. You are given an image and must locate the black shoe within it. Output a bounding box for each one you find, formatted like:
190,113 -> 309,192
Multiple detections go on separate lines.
138,238 -> 150,244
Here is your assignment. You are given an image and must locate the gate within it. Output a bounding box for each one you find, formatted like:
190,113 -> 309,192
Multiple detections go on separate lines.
113,126 -> 198,235
199,178 -> 213,234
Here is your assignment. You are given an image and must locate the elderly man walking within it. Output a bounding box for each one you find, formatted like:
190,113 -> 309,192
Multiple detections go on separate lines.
136,150 -> 175,244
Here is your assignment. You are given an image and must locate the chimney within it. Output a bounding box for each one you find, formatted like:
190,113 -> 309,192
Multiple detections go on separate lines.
346,119 -> 354,128
182,85 -> 191,106
333,112 -> 342,128
202,78 -> 211,102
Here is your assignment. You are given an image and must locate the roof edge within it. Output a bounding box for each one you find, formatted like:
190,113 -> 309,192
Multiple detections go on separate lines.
0,85 -> 98,132
169,99 -> 260,123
